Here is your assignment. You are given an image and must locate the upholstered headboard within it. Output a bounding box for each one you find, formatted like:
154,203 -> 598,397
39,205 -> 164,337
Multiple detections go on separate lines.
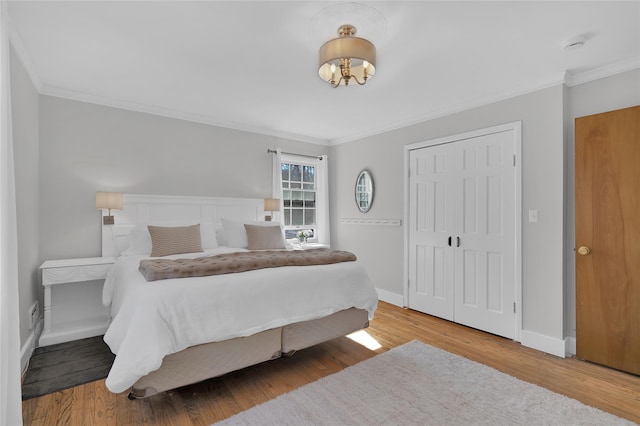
101,194 -> 263,257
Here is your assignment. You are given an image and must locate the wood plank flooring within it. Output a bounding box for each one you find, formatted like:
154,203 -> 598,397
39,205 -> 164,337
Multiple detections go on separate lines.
22,301 -> 640,425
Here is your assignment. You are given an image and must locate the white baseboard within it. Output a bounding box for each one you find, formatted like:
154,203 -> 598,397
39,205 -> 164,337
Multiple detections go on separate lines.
376,288 -> 404,307
374,289 -> 571,359
20,318 -> 43,374
520,329 -> 567,358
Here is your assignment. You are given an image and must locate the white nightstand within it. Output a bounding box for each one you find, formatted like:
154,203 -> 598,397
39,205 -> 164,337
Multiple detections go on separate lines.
39,257 -> 115,346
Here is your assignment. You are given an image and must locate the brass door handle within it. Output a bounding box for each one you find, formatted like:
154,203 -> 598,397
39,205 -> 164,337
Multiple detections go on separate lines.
577,246 -> 591,256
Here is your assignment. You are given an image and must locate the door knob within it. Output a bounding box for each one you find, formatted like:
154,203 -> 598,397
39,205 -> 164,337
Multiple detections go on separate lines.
577,246 -> 591,256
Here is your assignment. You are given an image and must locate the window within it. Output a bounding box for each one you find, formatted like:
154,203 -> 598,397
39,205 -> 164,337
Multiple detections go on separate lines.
280,156 -> 320,240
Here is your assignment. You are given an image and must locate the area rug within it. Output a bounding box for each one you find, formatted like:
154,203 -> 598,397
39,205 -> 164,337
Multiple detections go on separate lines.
217,340 -> 633,425
22,335 -> 114,400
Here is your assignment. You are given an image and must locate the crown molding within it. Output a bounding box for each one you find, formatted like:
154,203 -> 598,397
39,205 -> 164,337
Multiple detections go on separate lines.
328,73 -> 566,146
40,85 -> 330,146
8,13 -> 327,145
564,56 -> 640,87
13,35 -> 638,149
8,18 -> 43,92
328,56 -> 640,146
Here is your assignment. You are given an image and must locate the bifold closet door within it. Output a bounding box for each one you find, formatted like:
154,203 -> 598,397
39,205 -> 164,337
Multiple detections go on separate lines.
408,129 -> 516,339
408,143 -> 456,321
452,131 -> 516,339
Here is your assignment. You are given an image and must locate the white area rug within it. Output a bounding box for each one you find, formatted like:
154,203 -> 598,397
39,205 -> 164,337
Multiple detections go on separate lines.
217,340 -> 634,426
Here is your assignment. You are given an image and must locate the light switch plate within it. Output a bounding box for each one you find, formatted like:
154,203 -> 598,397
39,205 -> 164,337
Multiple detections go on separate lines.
528,209 -> 538,223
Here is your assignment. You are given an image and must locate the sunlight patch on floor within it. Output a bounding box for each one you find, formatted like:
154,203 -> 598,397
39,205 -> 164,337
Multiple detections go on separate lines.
346,330 -> 382,350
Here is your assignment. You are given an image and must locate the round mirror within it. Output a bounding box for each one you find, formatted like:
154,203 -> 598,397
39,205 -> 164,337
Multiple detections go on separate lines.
355,170 -> 374,213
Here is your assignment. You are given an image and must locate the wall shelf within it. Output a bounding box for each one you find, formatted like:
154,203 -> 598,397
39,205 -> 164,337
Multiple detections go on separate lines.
340,218 -> 401,226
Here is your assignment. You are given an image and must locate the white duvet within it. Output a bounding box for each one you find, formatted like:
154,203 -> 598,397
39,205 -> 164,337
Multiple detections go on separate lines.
102,247 -> 378,393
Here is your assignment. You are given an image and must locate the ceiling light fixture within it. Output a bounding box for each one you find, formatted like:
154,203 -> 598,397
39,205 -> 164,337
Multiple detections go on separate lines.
318,24 -> 376,87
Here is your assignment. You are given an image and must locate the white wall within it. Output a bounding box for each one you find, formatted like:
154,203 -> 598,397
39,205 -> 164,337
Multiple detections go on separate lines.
564,69 -> 640,344
38,96 -> 327,261
10,46 -> 40,362
330,86 -> 566,353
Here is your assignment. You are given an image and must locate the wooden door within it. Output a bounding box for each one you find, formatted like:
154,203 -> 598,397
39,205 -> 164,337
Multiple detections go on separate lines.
575,105 -> 640,375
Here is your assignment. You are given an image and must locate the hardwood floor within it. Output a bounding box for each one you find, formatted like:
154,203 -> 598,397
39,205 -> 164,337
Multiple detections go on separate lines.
22,301 -> 640,425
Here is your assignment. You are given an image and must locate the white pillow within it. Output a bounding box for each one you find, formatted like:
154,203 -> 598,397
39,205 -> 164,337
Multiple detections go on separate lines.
199,222 -> 218,249
121,222 -> 217,256
215,224 -> 227,247
221,218 -> 281,248
121,225 -> 152,256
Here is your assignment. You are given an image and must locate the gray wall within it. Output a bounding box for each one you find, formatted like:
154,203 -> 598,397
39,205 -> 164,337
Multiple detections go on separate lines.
330,86 -> 566,341
11,47 -> 40,348
38,96 -> 327,261
564,69 -> 640,339
12,43 -> 639,352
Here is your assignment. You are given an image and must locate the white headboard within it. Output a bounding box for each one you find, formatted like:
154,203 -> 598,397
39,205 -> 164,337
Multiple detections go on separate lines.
101,194 -> 263,257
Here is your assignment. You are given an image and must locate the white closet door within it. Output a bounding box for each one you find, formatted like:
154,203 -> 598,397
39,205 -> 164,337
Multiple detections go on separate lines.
408,143 -> 456,320
453,131 -> 516,339
408,128 -> 517,340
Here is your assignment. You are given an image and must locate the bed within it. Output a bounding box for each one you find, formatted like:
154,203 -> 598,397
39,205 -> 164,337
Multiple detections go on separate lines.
100,194 -> 378,398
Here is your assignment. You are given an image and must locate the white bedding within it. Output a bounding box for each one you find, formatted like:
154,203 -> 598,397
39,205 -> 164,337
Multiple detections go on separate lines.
102,247 -> 378,393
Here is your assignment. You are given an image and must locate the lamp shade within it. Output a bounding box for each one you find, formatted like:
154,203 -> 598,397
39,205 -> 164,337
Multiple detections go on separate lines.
96,192 -> 123,210
318,25 -> 376,87
318,36 -> 376,77
264,198 -> 281,212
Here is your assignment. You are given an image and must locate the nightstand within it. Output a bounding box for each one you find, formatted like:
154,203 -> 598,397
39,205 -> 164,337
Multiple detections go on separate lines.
39,257 -> 115,346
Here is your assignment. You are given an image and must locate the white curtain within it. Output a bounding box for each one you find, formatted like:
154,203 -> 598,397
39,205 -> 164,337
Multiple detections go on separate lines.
271,148 -> 283,224
0,2 -> 24,425
316,155 -> 330,246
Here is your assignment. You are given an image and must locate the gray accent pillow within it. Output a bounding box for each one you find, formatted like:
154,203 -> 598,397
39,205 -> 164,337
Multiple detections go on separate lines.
244,224 -> 286,250
148,224 -> 204,257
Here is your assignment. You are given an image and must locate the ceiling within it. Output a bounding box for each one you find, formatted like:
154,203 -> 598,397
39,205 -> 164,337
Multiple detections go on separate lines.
7,1 -> 640,145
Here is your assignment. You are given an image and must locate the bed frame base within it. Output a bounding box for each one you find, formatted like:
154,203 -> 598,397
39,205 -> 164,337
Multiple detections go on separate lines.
128,308 -> 369,399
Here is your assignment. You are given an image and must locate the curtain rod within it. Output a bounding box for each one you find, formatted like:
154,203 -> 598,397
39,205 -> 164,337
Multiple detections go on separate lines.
267,149 -> 323,160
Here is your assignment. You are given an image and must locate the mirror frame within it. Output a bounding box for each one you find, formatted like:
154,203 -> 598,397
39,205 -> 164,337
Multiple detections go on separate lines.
355,169 -> 374,213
